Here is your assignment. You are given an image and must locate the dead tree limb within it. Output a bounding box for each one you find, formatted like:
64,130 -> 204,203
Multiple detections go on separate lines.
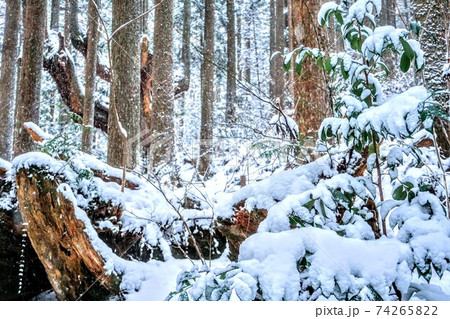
43,33 -> 109,132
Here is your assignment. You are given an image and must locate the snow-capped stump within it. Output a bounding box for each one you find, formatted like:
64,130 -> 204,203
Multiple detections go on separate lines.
0,159 -> 52,300
15,165 -> 121,300
216,200 -> 268,262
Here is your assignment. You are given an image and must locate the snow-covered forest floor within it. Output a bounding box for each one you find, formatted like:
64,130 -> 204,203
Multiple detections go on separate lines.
1,0 -> 450,301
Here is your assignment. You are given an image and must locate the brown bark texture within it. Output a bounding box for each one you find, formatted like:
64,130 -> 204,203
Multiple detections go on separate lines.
82,0 -> 101,153
175,0 -> 191,96
150,0 -> 175,168
15,168 -> 120,300
107,0 -> 141,169
0,0 -> 21,161
199,0 -> 215,176
14,0 -> 47,157
291,0 -> 331,136
413,0 -> 450,157
226,0 -> 237,122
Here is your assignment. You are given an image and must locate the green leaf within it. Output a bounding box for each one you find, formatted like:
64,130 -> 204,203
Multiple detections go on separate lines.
320,127 -> 327,141
289,215 -> 306,228
283,49 -> 300,71
407,190 -> 416,202
417,264 -> 433,283
354,140 -> 363,153
377,61 -> 390,77
335,11 -> 344,25
393,186 -> 407,201
400,38 -> 415,60
400,53 -> 411,73
325,57 -> 333,73
340,62 -> 349,80
403,182 -> 414,190
317,56 -> 324,69
303,198 -> 316,211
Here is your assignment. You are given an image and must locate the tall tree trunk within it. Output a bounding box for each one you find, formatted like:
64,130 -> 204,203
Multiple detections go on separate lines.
175,0 -> 191,95
107,0 -> 141,169
273,0 -> 285,108
198,0 -> 215,177
14,0 -> 47,157
380,0 -> 396,72
150,0 -> 174,168
82,0 -> 100,154
236,2 -> 242,81
287,0 -> 295,98
50,0 -> 59,31
381,0 -> 396,26
64,0 -> 70,48
0,0 -> 21,161
69,0 -> 83,51
292,0 -> 331,136
413,0 -> 450,157
269,0 -> 275,98
141,0 -> 149,35
226,0 -> 237,122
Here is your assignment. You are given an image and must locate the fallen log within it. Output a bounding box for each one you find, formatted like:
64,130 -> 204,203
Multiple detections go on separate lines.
15,167 -> 120,300
23,124 -> 140,191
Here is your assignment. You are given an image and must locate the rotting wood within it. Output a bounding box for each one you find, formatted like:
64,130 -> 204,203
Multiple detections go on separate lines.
141,37 -> 153,131
217,200 -> 268,262
0,166 -> 7,179
15,168 -> 120,300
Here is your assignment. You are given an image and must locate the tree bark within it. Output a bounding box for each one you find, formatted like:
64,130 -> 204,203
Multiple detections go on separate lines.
413,0 -> 450,157
0,0 -> 21,161
50,0 -> 60,31
150,0 -> 174,168
68,0 -> 111,82
380,0 -> 396,73
273,0 -> 285,108
15,168 -> 120,300
291,0 -> 331,136
13,0 -> 47,157
107,0 -> 141,169
269,0 -> 276,98
140,37 -> 153,132
236,1 -> 242,81
381,0 -> 396,26
198,0 -> 215,177
43,33 -> 109,132
141,0 -> 149,35
226,0 -> 237,122
82,0 -> 101,153
175,0 -> 191,95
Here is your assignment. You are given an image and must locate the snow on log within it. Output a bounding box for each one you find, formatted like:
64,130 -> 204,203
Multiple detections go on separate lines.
15,166 -> 121,300
23,122 -> 53,143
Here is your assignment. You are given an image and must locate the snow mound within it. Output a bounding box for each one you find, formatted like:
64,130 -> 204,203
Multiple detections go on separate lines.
238,228 -> 411,301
